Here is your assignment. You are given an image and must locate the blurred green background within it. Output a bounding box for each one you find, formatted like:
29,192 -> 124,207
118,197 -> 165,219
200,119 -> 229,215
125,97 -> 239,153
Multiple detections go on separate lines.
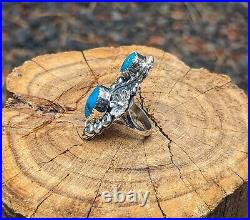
2,3 -> 248,103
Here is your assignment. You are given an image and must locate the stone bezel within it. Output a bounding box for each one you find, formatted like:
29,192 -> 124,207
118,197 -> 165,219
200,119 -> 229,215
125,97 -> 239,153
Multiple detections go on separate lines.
84,86 -> 100,118
120,52 -> 146,78
84,85 -> 111,118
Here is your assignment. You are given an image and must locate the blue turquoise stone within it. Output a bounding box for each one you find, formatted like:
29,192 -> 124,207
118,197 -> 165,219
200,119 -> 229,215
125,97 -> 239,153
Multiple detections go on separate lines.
84,86 -> 100,118
120,52 -> 137,72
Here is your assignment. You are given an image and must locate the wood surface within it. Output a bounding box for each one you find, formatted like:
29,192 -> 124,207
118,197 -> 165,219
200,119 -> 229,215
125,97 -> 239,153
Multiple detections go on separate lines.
2,46 -> 248,217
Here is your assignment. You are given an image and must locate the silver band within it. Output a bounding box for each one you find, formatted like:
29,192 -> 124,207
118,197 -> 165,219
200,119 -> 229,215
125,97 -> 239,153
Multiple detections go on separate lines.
117,102 -> 152,136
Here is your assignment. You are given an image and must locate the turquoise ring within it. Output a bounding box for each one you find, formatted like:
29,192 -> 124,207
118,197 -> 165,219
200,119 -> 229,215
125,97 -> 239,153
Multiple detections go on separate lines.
82,52 -> 154,140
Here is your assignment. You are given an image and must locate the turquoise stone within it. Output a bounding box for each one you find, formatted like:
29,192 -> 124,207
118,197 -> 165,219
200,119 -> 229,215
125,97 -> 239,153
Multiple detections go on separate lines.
84,86 -> 100,118
120,52 -> 137,72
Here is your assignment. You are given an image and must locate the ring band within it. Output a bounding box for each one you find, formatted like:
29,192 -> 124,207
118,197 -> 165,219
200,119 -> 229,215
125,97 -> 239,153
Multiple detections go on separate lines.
116,102 -> 152,137
82,51 -> 154,140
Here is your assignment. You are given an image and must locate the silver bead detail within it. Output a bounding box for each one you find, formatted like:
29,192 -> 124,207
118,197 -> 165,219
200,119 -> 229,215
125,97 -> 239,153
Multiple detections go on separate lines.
147,56 -> 154,66
132,83 -> 139,94
93,120 -> 102,133
85,123 -> 94,137
117,76 -> 124,84
132,86 -> 137,94
102,113 -> 112,127
110,84 -> 116,90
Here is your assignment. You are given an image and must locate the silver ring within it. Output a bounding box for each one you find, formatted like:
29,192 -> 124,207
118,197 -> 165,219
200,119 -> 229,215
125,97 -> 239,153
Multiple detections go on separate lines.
82,52 -> 154,140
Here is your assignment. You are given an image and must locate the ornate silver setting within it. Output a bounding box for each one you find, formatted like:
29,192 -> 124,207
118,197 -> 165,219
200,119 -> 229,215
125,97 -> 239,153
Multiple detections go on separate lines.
83,52 -> 154,139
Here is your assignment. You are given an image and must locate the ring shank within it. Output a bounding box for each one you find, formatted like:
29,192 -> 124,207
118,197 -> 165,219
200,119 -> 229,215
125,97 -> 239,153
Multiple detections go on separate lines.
117,103 -> 152,136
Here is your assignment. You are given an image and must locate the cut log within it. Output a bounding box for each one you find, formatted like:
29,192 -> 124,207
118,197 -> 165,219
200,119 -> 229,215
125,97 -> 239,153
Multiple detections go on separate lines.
2,46 -> 248,217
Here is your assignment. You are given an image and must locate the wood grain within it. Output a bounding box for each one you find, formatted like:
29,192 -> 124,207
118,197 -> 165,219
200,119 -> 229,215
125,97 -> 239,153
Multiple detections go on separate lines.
2,46 -> 248,217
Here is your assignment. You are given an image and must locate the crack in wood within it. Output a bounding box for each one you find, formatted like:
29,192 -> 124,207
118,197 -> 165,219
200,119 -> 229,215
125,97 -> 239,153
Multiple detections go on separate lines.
230,170 -> 246,183
21,118 -> 55,139
6,94 -> 65,114
113,163 -> 172,172
143,138 -> 166,218
139,91 -> 229,211
86,145 -> 121,218
169,139 -> 228,195
30,173 -> 70,217
173,81 -> 232,109
38,144 -> 80,167
145,108 -> 184,181
31,59 -> 48,71
81,51 -> 99,84
186,179 -> 212,213
2,173 -> 21,185
167,68 -> 191,96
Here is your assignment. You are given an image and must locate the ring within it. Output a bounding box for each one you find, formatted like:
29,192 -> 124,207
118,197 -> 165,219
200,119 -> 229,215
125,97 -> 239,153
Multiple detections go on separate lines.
82,52 -> 154,140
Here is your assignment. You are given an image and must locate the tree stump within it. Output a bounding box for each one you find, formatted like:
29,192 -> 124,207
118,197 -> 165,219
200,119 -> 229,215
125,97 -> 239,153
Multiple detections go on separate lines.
2,46 -> 248,218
